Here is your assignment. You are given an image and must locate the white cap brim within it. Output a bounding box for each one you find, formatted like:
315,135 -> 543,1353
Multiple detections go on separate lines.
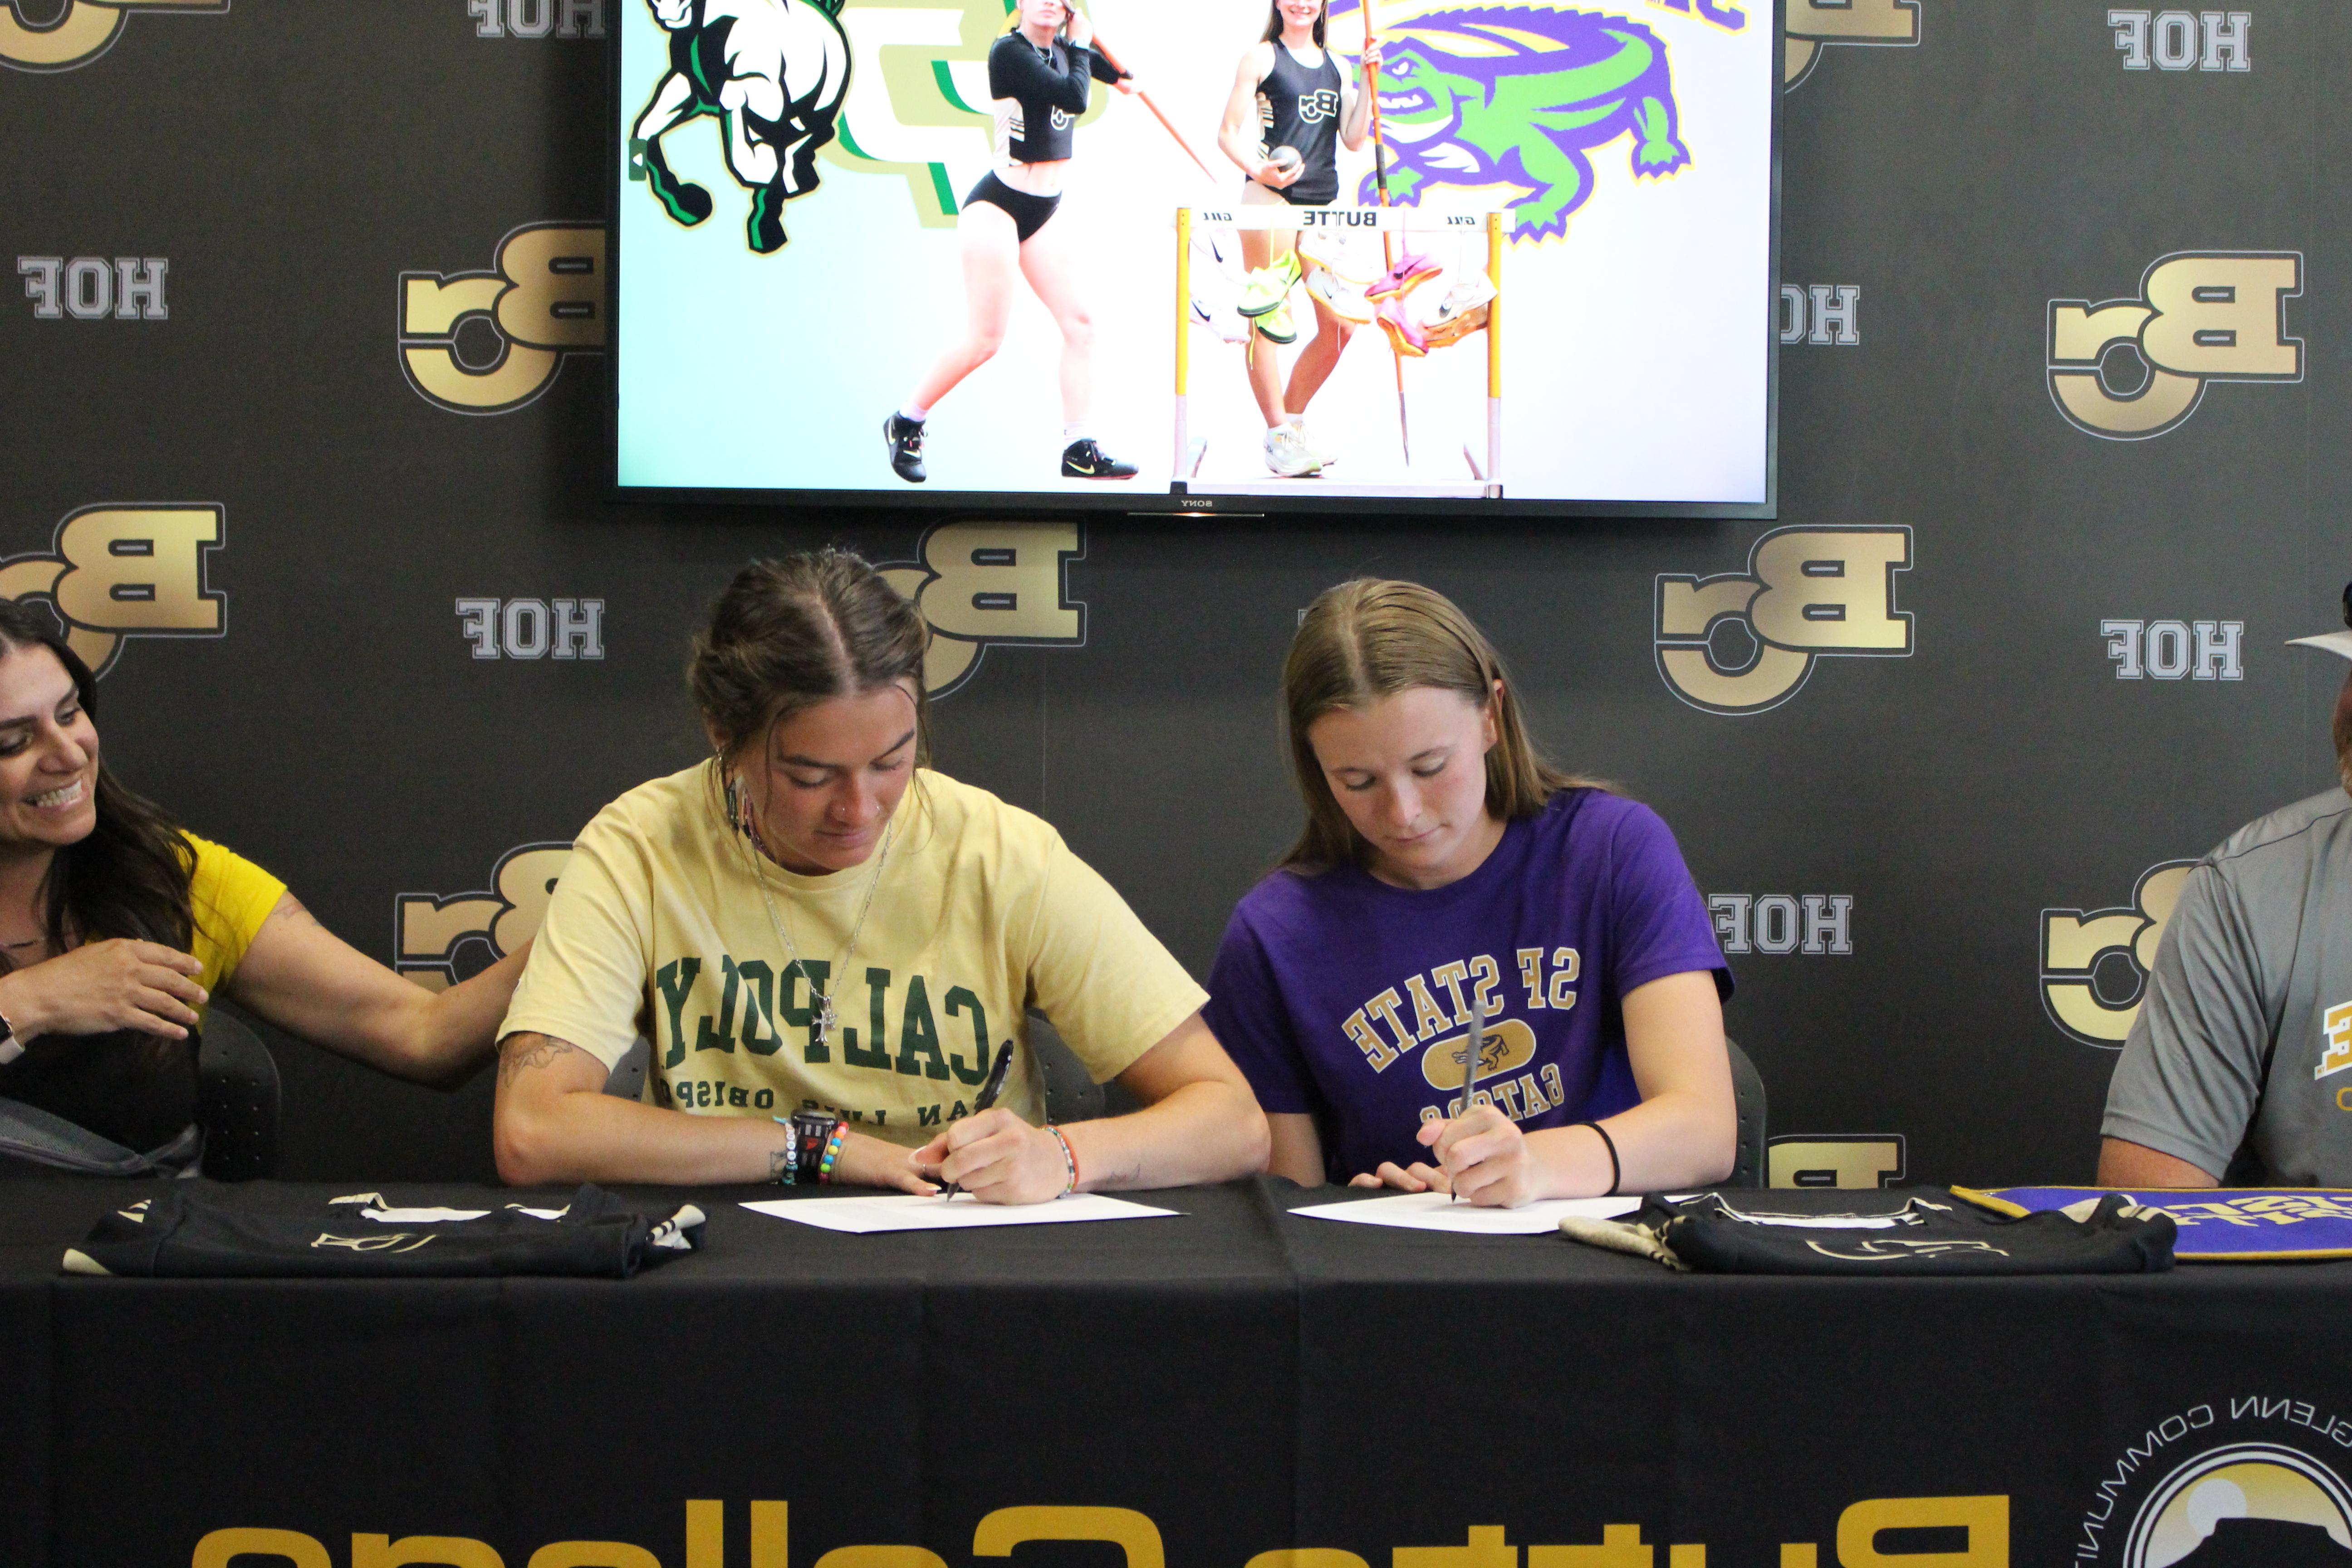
2289,630 -> 2352,661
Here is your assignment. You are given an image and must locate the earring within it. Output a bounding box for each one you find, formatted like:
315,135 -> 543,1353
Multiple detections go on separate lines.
721,763 -> 759,842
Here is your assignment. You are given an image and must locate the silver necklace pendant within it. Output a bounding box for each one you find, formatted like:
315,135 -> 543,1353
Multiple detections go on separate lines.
811,994 -> 838,1052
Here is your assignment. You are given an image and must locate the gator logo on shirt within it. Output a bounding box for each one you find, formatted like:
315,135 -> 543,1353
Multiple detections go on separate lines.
395,842 -> 573,991
0,504 -> 226,677
880,520 -> 1085,698
0,0 -> 226,73
1784,0 -> 1917,88
2039,859 -> 2197,1048
1420,1016 -> 1536,1090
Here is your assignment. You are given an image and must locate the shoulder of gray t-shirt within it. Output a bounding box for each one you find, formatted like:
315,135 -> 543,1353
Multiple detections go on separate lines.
2202,788 -> 2352,889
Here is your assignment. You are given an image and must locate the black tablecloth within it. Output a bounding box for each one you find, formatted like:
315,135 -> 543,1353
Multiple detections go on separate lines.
6,1177 -> 2351,1568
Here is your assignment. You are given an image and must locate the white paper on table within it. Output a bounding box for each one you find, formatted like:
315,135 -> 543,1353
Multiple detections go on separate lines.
741,1192 -> 1181,1234
1286,1191 -> 1643,1235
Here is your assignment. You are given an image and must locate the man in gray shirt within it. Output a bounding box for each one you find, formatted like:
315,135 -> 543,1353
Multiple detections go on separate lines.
2100,598 -> 2352,1186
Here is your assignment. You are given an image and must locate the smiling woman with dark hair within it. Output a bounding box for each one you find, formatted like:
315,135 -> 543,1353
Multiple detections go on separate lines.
490,548 -> 1266,1199
0,600 -> 526,1167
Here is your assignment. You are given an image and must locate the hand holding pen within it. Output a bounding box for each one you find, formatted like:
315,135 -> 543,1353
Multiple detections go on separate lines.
932,1039 -> 1014,1198
911,1040 -> 1075,1204
1406,995 -> 1539,1207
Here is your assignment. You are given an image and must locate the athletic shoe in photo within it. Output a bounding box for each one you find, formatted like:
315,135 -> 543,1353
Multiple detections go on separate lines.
1421,266 -> 1497,339
1304,264 -> 1374,325
1236,253 -> 1301,318
1421,299 -> 1490,350
1365,249 -> 1441,302
1263,424 -> 1323,477
1374,297 -> 1427,358
1294,230 -> 1364,283
1434,266 -> 1497,320
884,412 -> 926,483
1254,298 -> 1298,344
1061,439 -> 1138,480
1286,421 -> 1334,470
1192,290 -> 1253,344
1190,236 -> 1253,343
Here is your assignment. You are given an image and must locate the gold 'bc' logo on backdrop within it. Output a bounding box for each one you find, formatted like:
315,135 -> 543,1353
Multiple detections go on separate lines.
2048,252 -> 2303,440
0,505 -> 224,676
396,842 -> 571,990
399,222 -> 605,414
0,0 -> 224,73
1784,0 -> 1918,87
880,521 -> 1086,698
1654,526 -> 1912,715
2041,860 -> 2197,1047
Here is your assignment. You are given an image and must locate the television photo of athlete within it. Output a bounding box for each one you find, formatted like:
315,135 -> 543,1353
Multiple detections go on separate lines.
885,0 -> 1143,486
1214,0 -> 1377,478
614,0 -> 1775,509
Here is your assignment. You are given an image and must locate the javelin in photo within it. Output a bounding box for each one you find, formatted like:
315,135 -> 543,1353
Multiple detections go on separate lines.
885,0 -> 1143,485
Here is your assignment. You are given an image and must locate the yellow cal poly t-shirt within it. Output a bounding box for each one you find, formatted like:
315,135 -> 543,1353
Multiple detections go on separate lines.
500,764 -> 1209,1144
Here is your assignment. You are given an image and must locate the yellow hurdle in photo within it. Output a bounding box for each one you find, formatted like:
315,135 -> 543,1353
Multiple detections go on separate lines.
1172,204 -> 1511,500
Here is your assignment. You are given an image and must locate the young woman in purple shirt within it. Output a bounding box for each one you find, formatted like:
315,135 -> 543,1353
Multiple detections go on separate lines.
1205,578 -> 1735,1205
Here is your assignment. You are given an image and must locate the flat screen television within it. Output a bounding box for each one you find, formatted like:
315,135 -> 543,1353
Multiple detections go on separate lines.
610,0 -> 1779,516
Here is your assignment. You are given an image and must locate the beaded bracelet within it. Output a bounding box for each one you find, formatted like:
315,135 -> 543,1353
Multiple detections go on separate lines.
818,1122 -> 851,1184
767,1116 -> 799,1185
1044,1122 -> 1079,1198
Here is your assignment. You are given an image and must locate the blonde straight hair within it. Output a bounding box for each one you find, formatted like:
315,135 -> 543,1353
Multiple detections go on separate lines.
1279,578 -> 1597,872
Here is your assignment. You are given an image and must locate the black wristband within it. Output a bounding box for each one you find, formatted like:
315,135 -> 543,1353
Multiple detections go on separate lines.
1575,1120 -> 1620,1197
791,1111 -> 843,1180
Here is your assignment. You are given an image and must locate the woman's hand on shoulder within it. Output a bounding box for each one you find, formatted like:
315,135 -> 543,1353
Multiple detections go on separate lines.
0,939 -> 206,1041
910,1107 -> 1067,1204
1063,9 -> 1092,49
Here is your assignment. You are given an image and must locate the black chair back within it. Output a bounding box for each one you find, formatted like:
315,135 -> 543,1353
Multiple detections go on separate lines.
1724,1035 -> 1768,1189
196,1003 -> 281,1181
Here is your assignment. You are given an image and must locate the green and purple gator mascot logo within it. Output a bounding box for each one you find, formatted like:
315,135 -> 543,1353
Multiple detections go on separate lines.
1330,1 -> 1689,241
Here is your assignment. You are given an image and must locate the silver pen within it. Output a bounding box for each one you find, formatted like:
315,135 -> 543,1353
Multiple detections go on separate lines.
1452,993 -> 1485,1203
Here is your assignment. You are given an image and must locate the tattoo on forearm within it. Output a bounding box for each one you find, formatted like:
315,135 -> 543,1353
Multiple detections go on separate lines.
498,1035 -> 585,1088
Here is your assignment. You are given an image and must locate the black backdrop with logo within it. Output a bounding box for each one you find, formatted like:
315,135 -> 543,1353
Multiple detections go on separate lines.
1,0 -> 2346,1187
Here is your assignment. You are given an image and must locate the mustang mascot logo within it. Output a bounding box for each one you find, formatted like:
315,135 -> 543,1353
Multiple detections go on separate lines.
627,0 -> 853,254
1333,4 -> 1688,241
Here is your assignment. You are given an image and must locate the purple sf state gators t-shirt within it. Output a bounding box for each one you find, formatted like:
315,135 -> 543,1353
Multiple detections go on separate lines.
1204,789 -> 1732,1182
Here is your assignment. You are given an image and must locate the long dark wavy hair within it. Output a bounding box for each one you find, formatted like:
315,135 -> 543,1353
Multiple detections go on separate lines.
1263,0 -> 1328,46
0,600 -> 194,968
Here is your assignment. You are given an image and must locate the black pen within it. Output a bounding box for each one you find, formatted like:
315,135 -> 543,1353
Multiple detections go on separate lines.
1453,995 -> 1485,1204
939,1039 -> 1015,1199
